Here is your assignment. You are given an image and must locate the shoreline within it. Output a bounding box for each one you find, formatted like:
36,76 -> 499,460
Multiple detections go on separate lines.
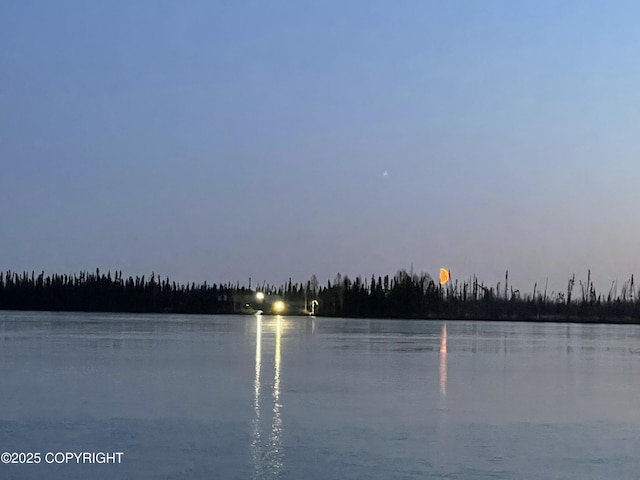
2,308 -> 640,326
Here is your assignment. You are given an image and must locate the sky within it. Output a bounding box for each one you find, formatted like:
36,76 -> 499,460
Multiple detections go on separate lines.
1,1 -> 639,295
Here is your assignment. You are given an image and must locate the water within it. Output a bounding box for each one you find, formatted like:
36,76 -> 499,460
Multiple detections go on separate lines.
1,311 -> 640,479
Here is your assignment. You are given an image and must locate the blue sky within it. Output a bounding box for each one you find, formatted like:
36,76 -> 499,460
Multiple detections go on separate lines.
2,1 -> 639,294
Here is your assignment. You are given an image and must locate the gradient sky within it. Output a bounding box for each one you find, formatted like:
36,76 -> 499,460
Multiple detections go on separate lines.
2,1 -> 639,295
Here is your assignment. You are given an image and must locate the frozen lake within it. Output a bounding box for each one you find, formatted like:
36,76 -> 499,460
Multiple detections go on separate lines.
1,311 -> 640,479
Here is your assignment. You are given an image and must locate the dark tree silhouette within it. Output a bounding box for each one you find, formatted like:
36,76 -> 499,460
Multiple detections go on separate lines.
1,269 -> 639,322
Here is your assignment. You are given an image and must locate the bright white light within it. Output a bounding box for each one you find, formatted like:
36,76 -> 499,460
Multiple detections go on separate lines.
273,300 -> 285,313
256,292 -> 265,301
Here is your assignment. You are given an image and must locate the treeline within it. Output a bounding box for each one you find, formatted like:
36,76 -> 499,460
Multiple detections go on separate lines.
0,269 -> 238,314
317,270 -> 640,322
0,269 -> 320,315
1,268 -> 640,322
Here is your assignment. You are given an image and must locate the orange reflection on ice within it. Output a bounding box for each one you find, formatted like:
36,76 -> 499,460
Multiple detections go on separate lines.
439,323 -> 447,397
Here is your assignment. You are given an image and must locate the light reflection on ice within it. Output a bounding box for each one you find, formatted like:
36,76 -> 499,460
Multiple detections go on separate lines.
251,316 -> 284,479
251,316 -> 263,479
440,323 -> 447,398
